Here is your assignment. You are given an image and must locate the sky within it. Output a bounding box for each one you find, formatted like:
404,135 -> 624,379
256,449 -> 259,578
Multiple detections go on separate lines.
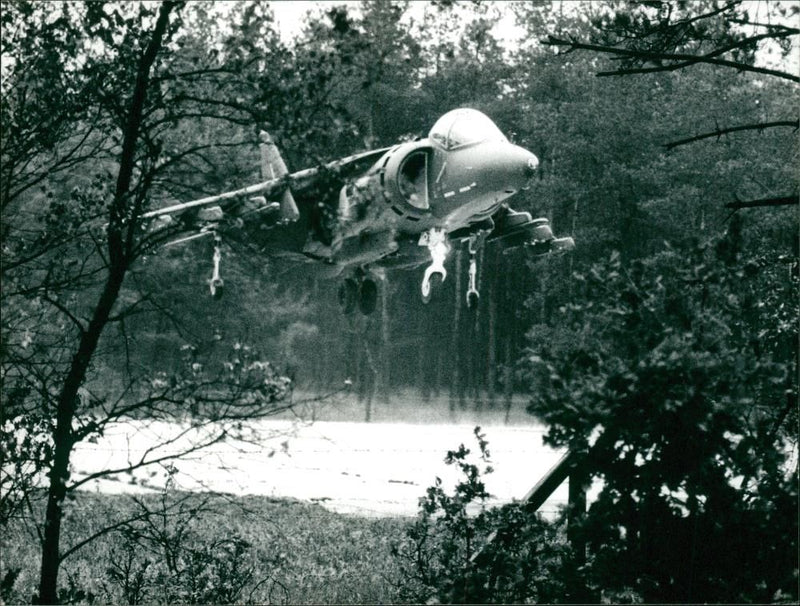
268,0 -> 525,48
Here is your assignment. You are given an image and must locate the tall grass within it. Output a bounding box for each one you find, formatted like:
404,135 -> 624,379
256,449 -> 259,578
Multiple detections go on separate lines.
2,491 -> 408,604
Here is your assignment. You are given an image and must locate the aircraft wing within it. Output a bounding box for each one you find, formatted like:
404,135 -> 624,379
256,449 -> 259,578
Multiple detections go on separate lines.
141,178 -> 286,220
142,145 -> 392,223
288,146 -> 392,195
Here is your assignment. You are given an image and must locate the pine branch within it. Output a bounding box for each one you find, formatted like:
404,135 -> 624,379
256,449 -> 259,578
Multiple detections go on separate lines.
665,120 -> 799,149
595,29 -> 799,77
542,36 -> 800,83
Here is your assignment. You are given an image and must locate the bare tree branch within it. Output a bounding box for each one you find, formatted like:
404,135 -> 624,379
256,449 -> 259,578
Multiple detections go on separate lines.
725,196 -> 798,209
729,18 -> 800,33
58,491 -> 202,563
596,29 -> 799,76
66,424 -> 229,492
40,295 -> 86,336
542,36 -> 800,83
665,119 -> 799,149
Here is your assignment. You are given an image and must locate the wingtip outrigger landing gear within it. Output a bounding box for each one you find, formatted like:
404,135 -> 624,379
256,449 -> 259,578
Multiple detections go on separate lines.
208,233 -> 224,298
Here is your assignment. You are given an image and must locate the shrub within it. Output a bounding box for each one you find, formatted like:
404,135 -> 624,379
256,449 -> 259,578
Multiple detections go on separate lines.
391,427 -> 573,603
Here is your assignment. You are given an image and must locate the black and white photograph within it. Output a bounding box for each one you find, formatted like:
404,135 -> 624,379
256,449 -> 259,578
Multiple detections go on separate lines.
1,1 -> 798,603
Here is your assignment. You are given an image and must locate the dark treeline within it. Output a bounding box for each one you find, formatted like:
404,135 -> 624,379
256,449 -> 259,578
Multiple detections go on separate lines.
99,1 -> 796,408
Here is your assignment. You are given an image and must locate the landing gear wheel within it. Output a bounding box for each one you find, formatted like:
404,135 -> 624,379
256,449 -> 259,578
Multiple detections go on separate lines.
338,278 -> 358,314
358,279 -> 378,315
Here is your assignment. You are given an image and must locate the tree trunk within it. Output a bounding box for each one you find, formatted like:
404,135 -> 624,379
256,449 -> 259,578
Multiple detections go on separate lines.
471,246 -> 484,410
38,268 -> 126,604
379,277 -> 391,404
569,196 -> 578,300
363,341 -> 377,422
419,337 -> 431,402
503,266 -> 514,423
433,348 -> 443,398
487,248 -> 497,409
37,5 -> 175,602
449,247 -> 463,412
568,465 -> 588,566
310,278 -> 322,390
356,329 -> 365,404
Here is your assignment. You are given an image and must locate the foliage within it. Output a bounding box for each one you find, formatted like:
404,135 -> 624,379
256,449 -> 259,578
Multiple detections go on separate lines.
392,427 -> 574,603
101,485 -> 277,605
524,233 -> 798,602
0,3 -> 314,600
585,0 -> 799,80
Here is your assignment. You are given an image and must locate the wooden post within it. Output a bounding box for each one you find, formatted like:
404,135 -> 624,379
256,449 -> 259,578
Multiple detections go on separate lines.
471,450 -> 578,565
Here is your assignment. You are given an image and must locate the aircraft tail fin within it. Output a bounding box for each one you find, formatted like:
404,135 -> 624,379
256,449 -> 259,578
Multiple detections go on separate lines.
259,131 -> 300,222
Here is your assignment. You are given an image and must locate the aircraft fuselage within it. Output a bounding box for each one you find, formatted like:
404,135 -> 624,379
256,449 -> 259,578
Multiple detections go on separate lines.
330,109 -> 539,267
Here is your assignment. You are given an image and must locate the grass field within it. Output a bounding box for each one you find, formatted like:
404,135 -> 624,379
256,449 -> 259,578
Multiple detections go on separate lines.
4,391 -> 544,604
3,491 -> 408,604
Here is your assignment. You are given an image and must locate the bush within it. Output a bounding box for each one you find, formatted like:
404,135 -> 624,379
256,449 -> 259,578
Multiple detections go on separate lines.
391,427 -> 574,604
99,488 -> 285,605
524,242 -> 798,602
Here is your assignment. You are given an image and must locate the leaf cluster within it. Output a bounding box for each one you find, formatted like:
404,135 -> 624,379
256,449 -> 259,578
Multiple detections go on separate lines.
392,427 -> 577,603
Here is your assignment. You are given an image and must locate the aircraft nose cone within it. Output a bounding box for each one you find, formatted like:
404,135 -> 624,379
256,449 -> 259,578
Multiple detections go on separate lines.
479,143 -> 541,195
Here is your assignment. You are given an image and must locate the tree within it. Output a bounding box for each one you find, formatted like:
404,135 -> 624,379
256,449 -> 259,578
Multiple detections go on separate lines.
392,427 -> 576,603
0,2 -> 317,602
524,237 -> 797,601
541,0 -> 799,210
498,3 -> 798,601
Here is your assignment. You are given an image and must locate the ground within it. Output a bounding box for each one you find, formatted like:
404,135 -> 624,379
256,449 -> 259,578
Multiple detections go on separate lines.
71,392 -> 591,516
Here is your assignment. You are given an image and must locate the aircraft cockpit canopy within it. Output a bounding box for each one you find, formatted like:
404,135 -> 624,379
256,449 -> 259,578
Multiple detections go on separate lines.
428,108 -> 508,150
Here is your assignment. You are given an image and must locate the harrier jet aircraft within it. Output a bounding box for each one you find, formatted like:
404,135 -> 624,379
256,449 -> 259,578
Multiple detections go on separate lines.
145,108 -> 574,314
